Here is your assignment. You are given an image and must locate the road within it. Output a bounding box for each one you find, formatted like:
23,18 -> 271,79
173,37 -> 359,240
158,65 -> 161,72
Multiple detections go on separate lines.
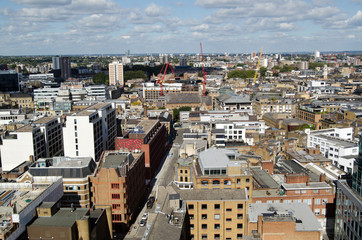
125,128 -> 185,239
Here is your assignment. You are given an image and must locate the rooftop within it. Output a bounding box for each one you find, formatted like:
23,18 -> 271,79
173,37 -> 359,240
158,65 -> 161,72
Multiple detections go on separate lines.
76,102 -> 110,116
178,188 -> 247,201
30,208 -> 89,227
248,203 -> 323,232
252,168 -> 280,189
282,182 -> 332,190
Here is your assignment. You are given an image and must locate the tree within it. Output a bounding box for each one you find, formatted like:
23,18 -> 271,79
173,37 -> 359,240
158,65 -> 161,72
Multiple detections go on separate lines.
93,72 -> 109,85
228,70 -> 255,79
260,67 -> 267,77
124,70 -> 147,81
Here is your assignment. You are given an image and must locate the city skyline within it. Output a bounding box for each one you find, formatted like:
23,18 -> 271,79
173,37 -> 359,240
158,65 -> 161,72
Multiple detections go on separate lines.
1,0 -> 362,55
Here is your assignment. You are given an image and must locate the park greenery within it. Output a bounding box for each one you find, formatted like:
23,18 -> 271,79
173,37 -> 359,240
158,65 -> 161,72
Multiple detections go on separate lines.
124,70 -> 147,81
173,106 -> 191,122
93,72 -> 109,85
228,70 -> 255,79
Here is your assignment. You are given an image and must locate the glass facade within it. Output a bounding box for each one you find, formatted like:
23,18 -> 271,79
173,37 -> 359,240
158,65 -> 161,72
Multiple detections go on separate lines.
0,72 -> 19,92
352,135 -> 362,196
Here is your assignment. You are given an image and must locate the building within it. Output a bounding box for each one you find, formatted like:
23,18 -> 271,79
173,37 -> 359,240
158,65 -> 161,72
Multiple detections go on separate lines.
63,102 -> 116,162
90,150 -> 145,232
254,99 -> 296,118
215,93 -> 252,111
0,70 -> 19,92
0,177 -> 63,240
109,61 -> 124,86
246,203 -> 322,240
26,156 -> 96,208
60,57 -> 71,80
165,93 -> 213,111
27,203 -> 112,240
306,128 -> 358,173
296,104 -> 325,129
0,117 -> 64,172
115,119 -> 168,179
52,56 -> 60,70
142,82 -> 183,100
179,189 -> 249,240
334,135 -> 362,240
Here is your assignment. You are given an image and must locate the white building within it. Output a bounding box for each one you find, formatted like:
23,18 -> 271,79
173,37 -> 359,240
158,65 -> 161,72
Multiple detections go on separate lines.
85,85 -> 106,100
306,128 -> 358,173
63,102 -> 116,162
109,61 -> 124,86
215,120 -> 267,143
0,117 -> 63,172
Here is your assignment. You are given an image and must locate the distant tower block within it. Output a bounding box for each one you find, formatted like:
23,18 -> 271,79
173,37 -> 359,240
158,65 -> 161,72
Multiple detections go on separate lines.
109,61 -> 124,86
315,50 -> 320,59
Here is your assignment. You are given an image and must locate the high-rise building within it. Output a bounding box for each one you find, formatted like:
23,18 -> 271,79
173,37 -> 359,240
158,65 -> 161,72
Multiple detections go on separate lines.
299,61 -> 309,70
334,135 -> 362,240
63,103 -> 116,162
60,57 -> 71,80
109,61 -> 124,86
52,56 -> 60,70
0,70 -> 19,92
315,50 -> 320,59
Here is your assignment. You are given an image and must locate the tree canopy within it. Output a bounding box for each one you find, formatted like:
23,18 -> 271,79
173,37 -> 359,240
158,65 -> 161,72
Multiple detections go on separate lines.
124,70 -> 147,81
228,70 -> 255,79
93,72 -> 109,85
173,106 -> 191,122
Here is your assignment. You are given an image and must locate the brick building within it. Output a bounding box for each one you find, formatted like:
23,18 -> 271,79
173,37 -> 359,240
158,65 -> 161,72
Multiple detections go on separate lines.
115,119 -> 168,179
90,150 -> 145,232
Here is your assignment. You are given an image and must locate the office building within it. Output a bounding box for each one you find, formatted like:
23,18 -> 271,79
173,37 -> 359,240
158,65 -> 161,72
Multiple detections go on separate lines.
0,70 -> 19,92
0,117 -> 64,172
27,156 -> 96,208
63,102 -> 116,162
90,150 -> 145,232
115,119 -> 168,179
179,189 -> 249,240
334,135 -> 362,240
109,61 -> 124,86
60,56 -> 71,80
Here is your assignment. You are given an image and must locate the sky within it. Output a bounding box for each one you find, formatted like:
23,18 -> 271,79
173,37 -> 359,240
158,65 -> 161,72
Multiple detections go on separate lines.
0,0 -> 362,55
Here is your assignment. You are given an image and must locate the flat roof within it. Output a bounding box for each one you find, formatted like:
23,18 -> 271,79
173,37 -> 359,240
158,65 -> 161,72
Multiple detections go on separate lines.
135,119 -> 158,135
198,148 -> 237,169
76,102 -> 110,116
248,203 -> 322,232
30,208 -> 89,227
252,168 -> 280,189
313,134 -> 357,148
282,182 -> 331,190
178,189 -> 247,201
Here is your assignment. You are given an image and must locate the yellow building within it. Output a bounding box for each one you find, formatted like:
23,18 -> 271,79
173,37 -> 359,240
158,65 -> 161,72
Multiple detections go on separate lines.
179,189 -> 249,240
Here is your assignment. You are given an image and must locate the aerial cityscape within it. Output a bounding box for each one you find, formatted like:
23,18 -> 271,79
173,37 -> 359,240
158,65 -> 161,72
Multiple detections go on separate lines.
0,0 -> 362,240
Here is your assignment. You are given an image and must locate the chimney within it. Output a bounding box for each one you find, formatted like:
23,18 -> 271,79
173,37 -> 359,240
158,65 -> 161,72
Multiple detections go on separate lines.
320,173 -> 326,182
29,155 -> 34,163
306,177 -> 310,186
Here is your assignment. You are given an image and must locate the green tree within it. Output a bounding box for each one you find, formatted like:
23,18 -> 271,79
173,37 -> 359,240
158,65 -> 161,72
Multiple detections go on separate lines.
280,65 -> 296,72
260,67 -> 267,77
228,70 -> 255,79
93,72 -> 109,85
124,70 -> 147,81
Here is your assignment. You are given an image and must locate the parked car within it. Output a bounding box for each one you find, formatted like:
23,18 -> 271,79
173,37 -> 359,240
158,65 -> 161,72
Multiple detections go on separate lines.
140,219 -> 146,227
141,213 -> 148,220
147,196 -> 155,209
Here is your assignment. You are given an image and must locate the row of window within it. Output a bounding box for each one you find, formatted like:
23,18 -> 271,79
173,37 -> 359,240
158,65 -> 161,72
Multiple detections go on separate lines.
191,234 -> 243,240
256,198 -> 329,205
191,223 -> 243,230
189,203 -> 243,210
201,179 -> 250,186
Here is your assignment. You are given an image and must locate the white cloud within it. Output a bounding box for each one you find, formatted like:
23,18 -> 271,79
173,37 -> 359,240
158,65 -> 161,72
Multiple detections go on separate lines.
348,10 -> 362,25
145,3 -> 168,17
10,0 -> 71,7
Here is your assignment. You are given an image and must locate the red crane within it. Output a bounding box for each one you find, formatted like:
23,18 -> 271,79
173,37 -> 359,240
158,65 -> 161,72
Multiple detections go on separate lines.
157,62 -> 175,96
200,42 -> 207,96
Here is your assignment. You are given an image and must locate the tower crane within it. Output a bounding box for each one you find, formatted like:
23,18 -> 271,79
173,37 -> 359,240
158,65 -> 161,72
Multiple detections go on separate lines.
200,42 -> 207,96
253,46 -> 263,94
156,62 -> 175,96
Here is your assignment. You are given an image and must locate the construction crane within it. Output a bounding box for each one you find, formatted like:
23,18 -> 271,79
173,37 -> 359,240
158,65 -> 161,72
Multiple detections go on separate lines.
156,62 -> 175,96
253,46 -> 263,94
200,42 -> 207,96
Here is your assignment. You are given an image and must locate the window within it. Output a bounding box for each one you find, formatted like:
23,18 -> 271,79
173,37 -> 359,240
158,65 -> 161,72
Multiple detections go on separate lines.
213,180 -> 220,185
226,208 -> 232,212
111,194 -> 120,199
237,204 -> 243,209
190,224 -> 194,229
295,190 -> 300,194
202,214 -> 207,220
314,190 -> 319,193
214,204 -> 220,209
112,204 -> 121,209
246,178 -> 250,183
301,190 -> 306,194
314,209 -> 320,215
214,234 -> 220,239
226,218 -> 232,222
315,199 -> 321,205
303,199 -> 312,205
185,177 -> 188,182
188,204 -> 194,210
214,214 -> 220,220
185,170 -> 188,174
201,180 -> 208,186
224,180 -> 231,185
237,234 -> 243,239
202,204 -> 207,210
237,223 -> 243,229
214,224 -> 220,229
112,214 -> 122,221
180,170 -> 183,173
202,235 -> 207,239
226,228 -> 232,231
322,208 -> 326,215
237,179 -> 241,184
202,224 -> 207,229
111,183 -> 120,189
180,177 -> 183,181
189,214 -> 194,220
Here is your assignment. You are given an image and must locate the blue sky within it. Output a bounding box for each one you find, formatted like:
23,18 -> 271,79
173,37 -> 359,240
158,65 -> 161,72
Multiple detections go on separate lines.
0,0 -> 361,55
